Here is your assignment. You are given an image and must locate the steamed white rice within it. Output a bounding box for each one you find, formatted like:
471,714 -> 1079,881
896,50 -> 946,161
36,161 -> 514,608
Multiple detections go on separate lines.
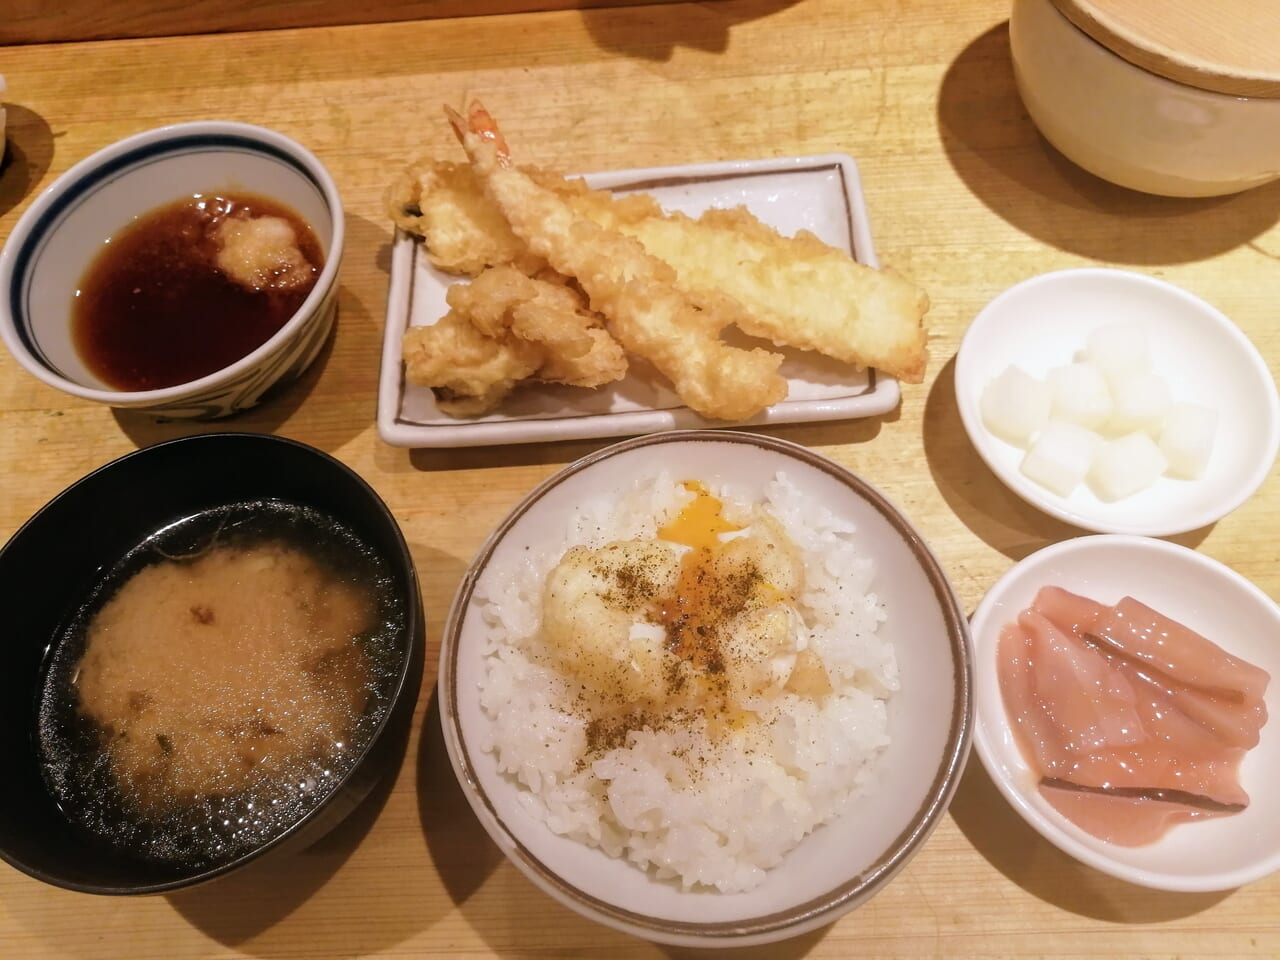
475,471 -> 896,892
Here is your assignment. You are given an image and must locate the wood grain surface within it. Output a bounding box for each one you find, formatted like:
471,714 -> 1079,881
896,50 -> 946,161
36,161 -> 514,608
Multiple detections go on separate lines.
1,1 -> 1279,957
1050,0 -> 1280,97
0,0 -> 708,45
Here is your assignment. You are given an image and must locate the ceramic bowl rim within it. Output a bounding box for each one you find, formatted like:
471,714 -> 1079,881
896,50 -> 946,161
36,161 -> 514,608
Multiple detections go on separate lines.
437,429 -> 973,945
0,120 -> 345,405
955,266 -> 1280,536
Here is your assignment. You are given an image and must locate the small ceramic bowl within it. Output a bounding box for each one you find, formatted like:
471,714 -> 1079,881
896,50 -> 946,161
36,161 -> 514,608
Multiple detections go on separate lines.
0,121 -> 344,419
955,268 -> 1279,537
970,534 -> 1280,891
439,430 -> 972,947
0,434 -> 424,894
1010,0 -> 1280,197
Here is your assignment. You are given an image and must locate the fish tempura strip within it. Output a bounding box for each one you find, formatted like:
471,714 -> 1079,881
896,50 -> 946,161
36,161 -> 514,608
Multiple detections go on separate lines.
445,101 -> 788,421
562,200 -> 930,383
626,209 -> 928,383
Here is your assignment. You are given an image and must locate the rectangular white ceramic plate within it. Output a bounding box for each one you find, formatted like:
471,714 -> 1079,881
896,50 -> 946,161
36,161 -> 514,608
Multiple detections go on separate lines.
376,154 -> 900,448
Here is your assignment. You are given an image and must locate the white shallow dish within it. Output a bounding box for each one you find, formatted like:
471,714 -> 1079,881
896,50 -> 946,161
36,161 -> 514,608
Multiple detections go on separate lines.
438,431 -> 971,946
377,154 -> 901,448
970,534 -> 1280,891
955,268 -> 1280,536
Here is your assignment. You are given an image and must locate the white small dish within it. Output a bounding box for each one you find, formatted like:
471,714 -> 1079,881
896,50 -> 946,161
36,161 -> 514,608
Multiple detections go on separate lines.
955,268 -> 1280,536
970,534 -> 1280,891
438,431 -> 971,946
0,121 -> 343,419
377,154 -> 901,448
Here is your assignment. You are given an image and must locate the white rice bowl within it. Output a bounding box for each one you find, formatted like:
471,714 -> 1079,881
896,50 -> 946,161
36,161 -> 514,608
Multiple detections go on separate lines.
439,431 -> 971,946
478,470 -> 895,893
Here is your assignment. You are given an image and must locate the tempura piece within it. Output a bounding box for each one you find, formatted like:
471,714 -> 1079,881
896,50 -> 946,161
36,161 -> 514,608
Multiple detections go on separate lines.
384,159 -> 545,275
601,207 -> 929,383
403,309 -> 542,416
449,265 -> 627,388
403,265 -> 627,415
500,167 -> 928,381
446,101 -> 787,422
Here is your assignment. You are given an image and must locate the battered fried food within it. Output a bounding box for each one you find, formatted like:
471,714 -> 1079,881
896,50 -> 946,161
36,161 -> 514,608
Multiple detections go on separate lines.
403,308 -> 542,416
384,159 -> 545,275
402,264 -> 627,415
450,265 -> 628,388
390,147 -> 929,387
532,176 -> 927,380
578,206 -> 930,383
445,102 -> 788,422
390,102 -> 930,420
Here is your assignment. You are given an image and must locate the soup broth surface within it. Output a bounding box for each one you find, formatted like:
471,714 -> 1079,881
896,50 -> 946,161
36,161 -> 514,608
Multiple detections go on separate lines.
37,500 -> 404,870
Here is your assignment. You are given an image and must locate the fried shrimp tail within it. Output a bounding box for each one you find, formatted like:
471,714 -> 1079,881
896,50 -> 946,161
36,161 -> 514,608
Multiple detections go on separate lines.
446,101 -> 787,421
445,102 -> 510,165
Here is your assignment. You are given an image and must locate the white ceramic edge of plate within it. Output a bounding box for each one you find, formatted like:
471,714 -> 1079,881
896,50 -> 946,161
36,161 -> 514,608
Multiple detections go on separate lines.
969,534 -> 1280,891
375,153 -> 901,448
954,267 -> 1280,537
435,430 -> 973,947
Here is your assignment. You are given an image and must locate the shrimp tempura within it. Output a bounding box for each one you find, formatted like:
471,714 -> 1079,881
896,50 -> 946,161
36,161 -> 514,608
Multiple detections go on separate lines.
445,101 -> 788,422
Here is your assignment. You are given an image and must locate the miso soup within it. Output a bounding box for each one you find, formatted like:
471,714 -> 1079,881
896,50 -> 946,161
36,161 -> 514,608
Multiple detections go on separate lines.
37,499 -> 405,869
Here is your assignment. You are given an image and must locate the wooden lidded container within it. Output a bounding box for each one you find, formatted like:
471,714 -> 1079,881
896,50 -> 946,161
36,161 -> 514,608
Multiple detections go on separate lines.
1049,0 -> 1280,99
1010,0 -> 1280,196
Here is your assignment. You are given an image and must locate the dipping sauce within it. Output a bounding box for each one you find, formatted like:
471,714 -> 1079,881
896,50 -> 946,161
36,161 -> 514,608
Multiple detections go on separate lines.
37,500 -> 404,869
998,586 -> 1270,845
72,193 -> 323,391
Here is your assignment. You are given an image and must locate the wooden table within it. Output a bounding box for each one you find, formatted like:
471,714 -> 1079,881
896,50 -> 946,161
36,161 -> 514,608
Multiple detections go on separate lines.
2,1 -> 1278,956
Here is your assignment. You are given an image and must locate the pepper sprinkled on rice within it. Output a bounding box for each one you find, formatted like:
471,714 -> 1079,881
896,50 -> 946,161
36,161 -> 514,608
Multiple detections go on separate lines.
476,472 -> 896,892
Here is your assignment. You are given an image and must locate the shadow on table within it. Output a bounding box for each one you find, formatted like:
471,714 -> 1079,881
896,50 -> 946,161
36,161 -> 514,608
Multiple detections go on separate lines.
936,23 -> 1280,265
661,926 -> 830,959
417,690 -> 505,908
0,104 -> 56,219
581,0 -> 802,60
920,354 -> 1213,563
110,326 -> 335,449
167,727 -> 421,956
403,409 -> 892,476
949,760 -> 1231,921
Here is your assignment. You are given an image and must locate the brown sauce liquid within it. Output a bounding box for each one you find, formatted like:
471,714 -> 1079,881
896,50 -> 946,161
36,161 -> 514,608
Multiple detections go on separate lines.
72,193 -> 323,391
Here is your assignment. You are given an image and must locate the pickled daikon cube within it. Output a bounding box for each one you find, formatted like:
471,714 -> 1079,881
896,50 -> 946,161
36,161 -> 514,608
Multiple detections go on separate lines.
1020,421 -> 1104,496
981,365 -> 1051,445
1160,402 -> 1218,480
1089,433 -> 1168,501
1085,322 -> 1150,384
1108,371 -> 1172,435
1048,362 -> 1112,429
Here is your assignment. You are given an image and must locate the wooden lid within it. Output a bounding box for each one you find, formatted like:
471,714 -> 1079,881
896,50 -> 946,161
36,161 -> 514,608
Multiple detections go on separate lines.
1050,0 -> 1280,98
